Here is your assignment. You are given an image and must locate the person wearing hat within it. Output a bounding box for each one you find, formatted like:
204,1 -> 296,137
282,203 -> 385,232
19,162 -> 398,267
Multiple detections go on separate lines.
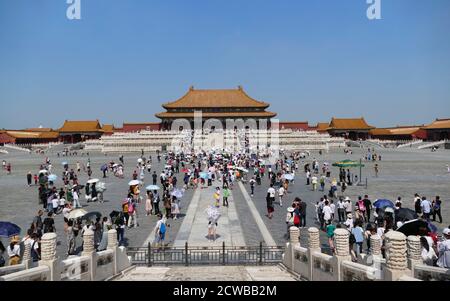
7,236 -> 21,266
436,228 -> 450,268
285,206 -> 296,239
344,197 -> 353,216
344,213 -> 354,230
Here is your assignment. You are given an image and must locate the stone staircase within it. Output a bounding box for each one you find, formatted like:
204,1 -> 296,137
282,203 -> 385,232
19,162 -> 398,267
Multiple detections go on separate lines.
113,264 -> 297,281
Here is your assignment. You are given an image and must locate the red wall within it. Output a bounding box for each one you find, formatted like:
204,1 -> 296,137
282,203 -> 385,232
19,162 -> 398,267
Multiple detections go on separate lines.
122,123 -> 161,132
412,129 -> 427,140
0,133 -> 16,144
279,122 -> 310,131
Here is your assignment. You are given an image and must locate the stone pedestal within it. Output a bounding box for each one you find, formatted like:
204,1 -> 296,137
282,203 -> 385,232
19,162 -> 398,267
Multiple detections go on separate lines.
308,227 -> 321,280
107,229 -> 118,275
82,229 -> 96,281
407,236 -> 423,274
384,231 -> 407,281
38,233 -> 60,281
22,241 -> 32,269
333,228 -> 352,281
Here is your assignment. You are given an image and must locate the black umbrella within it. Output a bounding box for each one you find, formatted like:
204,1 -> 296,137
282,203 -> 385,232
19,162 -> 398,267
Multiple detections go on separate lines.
109,211 -> 121,219
397,219 -> 437,236
395,208 -> 417,222
81,211 -> 102,221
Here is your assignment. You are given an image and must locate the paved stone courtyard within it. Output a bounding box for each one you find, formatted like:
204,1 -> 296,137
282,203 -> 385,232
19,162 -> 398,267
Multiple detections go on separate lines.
0,146 -> 449,260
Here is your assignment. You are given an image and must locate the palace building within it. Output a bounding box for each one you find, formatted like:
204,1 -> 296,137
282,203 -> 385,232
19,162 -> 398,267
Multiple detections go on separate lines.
155,86 -> 277,130
326,117 -> 375,140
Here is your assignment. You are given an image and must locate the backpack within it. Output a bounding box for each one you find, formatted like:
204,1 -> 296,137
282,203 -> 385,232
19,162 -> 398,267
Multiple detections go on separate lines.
358,200 -> 366,211
128,202 -> 134,214
159,222 -> 166,234
293,214 -> 300,226
31,241 -> 40,262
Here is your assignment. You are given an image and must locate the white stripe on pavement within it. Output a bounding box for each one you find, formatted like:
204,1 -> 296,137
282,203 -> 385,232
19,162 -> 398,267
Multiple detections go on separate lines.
237,182 -> 277,246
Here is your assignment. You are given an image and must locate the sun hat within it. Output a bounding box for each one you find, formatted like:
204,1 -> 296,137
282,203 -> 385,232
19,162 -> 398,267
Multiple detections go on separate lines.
443,228 -> 450,235
345,197 -> 351,201
347,213 -> 353,218
10,236 -> 20,243
287,207 -> 295,213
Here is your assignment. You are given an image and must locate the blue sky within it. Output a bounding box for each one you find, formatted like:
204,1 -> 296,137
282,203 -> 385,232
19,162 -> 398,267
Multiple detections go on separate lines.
0,0 -> 449,129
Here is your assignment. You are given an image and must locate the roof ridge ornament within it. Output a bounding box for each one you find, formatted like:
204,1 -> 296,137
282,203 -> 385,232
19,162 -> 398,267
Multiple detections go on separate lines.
189,86 -> 194,91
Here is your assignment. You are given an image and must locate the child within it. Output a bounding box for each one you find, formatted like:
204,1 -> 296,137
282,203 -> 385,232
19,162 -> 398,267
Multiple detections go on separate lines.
326,222 -> 337,254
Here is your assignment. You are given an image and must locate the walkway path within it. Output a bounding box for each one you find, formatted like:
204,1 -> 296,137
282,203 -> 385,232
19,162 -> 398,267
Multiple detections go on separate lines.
174,185 -> 246,247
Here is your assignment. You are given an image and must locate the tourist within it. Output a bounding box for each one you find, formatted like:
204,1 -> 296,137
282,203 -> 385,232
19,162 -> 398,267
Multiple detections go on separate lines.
213,187 -> 221,207
98,217 -> 109,251
329,199 -> 336,221
421,196 -> 432,222
66,220 -> 75,256
374,164 -> 379,177
43,212 -> 56,233
320,175 -> 326,191
0,241 -> 5,267
30,233 -> 41,263
345,213 -> 354,230
27,171 -> 32,186
154,214 -> 166,248
436,228 -> 450,268
6,163 -> 11,174
322,200 -> 333,227
326,221 -> 336,254
72,185 -> 82,208
337,197 -> 345,222
278,185 -> 285,207
7,236 -> 21,266
222,185 -> 230,207
266,184 -> 276,219
344,197 -> 352,217
298,198 -> 307,228
363,195 -> 372,222
286,206 -> 296,239
52,195 -> 60,214
115,214 -> 126,246
153,190 -> 160,215
414,193 -> 422,216
432,196 -> 442,223
420,236 -> 437,266
311,175 -> 318,191
352,221 -> 364,256
33,174 -> 38,186
32,210 -> 44,238
356,196 -> 366,222
145,191 -> 153,216
128,199 -> 138,228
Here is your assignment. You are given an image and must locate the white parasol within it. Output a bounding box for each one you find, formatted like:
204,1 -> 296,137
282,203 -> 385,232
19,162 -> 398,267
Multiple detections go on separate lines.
87,178 -> 99,184
67,208 -> 88,220
128,180 -> 141,186
205,206 -> 221,222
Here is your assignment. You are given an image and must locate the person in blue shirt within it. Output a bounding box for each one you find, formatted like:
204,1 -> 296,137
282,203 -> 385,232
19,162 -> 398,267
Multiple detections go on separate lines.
351,221 -> 365,256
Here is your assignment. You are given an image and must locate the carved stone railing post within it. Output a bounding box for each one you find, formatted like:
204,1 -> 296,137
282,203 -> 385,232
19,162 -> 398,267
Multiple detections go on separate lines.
22,241 -> 32,269
39,233 -> 60,281
384,231 -> 407,281
82,229 -> 97,281
407,236 -> 422,274
370,234 -> 382,257
333,228 -> 352,281
107,229 -> 118,275
290,226 -> 300,246
308,227 -> 321,280
308,227 -> 320,250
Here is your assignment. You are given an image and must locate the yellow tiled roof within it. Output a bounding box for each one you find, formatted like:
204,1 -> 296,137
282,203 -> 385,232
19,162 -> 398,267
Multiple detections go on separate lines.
59,120 -> 102,133
329,118 -> 374,130
162,87 -> 270,109
422,119 -> 450,130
